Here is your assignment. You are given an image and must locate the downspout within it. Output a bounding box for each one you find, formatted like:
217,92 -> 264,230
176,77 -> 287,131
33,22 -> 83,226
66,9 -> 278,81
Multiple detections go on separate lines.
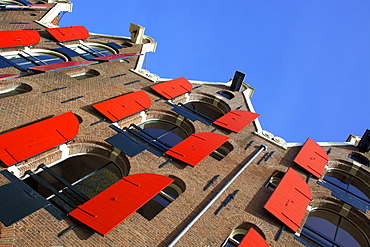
168,144 -> 268,247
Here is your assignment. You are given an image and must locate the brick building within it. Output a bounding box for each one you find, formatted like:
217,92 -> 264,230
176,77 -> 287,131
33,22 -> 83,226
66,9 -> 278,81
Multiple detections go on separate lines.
0,1 -> 369,246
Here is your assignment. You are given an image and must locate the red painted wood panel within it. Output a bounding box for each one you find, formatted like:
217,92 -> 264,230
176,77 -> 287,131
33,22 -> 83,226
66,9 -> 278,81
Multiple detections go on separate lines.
45,26 -> 89,42
0,112 -> 79,167
239,228 -> 269,247
264,168 -> 312,232
0,74 -> 19,81
165,132 -> 230,166
293,138 -> 328,178
92,53 -> 140,62
213,110 -> 260,133
0,30 -> 40,48
28,61 -> 97,73
149,77 -> 192,99
69,173 -> 174,235
92,90 -> 151,122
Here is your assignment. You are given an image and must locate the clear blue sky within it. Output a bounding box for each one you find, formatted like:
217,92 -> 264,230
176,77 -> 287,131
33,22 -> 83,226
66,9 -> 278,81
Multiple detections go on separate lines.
61,1 -> 370,143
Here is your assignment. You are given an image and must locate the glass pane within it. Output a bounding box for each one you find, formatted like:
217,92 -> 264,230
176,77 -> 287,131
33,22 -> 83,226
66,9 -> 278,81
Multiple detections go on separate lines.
138,120 -> 188,147
336,218 -> 367,247
348,177 -> 370,203
305,211 -> 339,240
184,102 -> 224,121
324,171 -> 349,190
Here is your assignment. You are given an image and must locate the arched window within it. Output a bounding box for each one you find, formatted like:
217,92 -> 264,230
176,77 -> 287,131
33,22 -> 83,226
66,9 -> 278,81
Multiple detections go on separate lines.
137,176 -> 185,220
0,49 -> 68,71
137,119 -> 192,147
216,90 -> 235,100
301,209 -> 369,247
265,171 -> 285,191
66,43 -> 116,60
222,223 -> 266,247
70,69 -> 100,80
23,154 -> 126,212
349,153 -> 369,167
210,141 -> 233,161
323,169 -> 370,206
184,101 -> 225,121
0,83 -> 32,99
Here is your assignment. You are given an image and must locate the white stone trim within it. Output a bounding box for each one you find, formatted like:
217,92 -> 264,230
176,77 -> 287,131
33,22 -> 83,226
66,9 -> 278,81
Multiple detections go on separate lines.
35,2 -> 73,28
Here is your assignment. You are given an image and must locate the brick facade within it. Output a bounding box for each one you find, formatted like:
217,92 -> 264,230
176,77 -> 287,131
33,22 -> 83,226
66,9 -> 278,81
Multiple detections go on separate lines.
0,1 -> 369,246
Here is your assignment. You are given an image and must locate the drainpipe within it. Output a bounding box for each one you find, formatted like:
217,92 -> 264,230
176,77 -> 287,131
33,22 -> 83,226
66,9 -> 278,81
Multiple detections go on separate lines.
168,144 -> 268,247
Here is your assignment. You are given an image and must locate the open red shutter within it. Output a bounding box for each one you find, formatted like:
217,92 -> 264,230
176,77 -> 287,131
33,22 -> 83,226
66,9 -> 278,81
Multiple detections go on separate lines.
69,173 -> 174,235
150,77 -> 192,99
45,26 -> 89,42
293,138 -> 328,178
92,90 -> 151,122
239,228 -> 269,247
165,132 -> 230,166
92,53 -> 141,62
213,110 -> 260,133
0,74 -> 19,81
0,112 -> 79,167
0,30 -> 40,48
264,168 -> 312,232
28,61 -> 98,73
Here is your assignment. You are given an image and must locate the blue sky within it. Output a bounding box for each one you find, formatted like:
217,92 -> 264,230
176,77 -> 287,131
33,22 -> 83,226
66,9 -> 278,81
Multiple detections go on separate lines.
61,1 -> 370,143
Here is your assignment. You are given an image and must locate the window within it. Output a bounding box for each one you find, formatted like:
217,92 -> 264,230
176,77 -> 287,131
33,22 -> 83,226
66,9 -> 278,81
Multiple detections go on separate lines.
70,69 -> 100,80
0,83 -> 32,99
210,141 -> 233,161
184,101 -> 225,121
137,176 -> 185,220
216,90 -> 235,100
222,223 -> 266,247
349,153 -> 369,167
66,43 -> 116,60
0,49 -> 68,71
300,209 -> 369,247
23,154 -> 125,213
322,169 -> 370,206
265,171 -> 285,191
137,119 -> 191,147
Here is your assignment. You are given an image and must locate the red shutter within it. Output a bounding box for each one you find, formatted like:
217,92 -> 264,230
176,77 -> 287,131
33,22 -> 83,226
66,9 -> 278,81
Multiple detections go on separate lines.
0,74 -> 19,81
150,77 -> 192,99
239,228 -> 269,247
213,110 -> 260,133
45,26 -> 89,42
0,112 -> 79,167
293,138 -> 328,178
264,168 -> 312,232
165,132 -> 230,166
69,173 -> 174,235
0,30 -> 40,48
92,90 -> 151,122
28,61 -> 98,73
92,53 -> 141,62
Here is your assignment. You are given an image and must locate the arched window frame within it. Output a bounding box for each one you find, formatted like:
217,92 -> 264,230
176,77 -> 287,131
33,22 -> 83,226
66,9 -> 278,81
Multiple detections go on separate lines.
318,169 -> 370,212
349,152 -> 370,167
0,48 -> 68,71
65,42 -> 116,60
299,209 -> 370,247
264,171 -> 285,191
137,176 -> 185,220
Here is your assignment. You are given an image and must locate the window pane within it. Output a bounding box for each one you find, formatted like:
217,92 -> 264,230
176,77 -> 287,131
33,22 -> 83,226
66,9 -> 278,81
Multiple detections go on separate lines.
348,177 -> 370,203
336,218 -> 367,247
305,211 -> 339,240
324,171 -> 349,190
